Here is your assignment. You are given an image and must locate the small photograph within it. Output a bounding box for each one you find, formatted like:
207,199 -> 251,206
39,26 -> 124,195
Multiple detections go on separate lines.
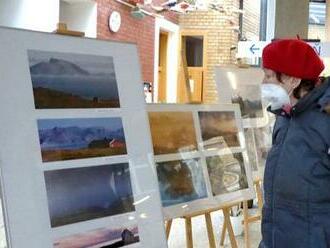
244,128 -> 258,171
37,118 -> 127,162
44,163 -> 135,228
198,111 -> 240,149
148,112 -> 197,155
53,225 -> 139,248
231,84 -> 263,119
27,50 -> 120,108
156,158 -> 208,207
206,153 -> 249,196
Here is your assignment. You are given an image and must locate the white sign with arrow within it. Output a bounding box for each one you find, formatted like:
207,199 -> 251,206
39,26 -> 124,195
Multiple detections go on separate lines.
237,41 -> 330,58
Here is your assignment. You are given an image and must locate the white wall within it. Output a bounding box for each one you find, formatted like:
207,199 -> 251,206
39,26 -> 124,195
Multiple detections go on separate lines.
0,0 -> 59,32
154,18 -> 179,103
60,0 -> 97,38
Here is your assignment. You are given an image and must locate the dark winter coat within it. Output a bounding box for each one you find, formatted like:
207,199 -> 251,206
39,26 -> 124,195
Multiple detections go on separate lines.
259,79 -> 330,248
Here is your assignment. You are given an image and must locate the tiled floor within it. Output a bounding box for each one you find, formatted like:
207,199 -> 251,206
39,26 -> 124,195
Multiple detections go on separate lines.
168,208 -> 261,248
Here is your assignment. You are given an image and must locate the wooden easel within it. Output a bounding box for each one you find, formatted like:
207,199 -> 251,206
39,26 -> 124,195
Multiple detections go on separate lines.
220,179 -> 264,248
53,23 -> 85,37
165,199 -> 260,248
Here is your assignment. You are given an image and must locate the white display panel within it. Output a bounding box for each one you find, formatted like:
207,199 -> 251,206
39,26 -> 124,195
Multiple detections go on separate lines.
0,27 -> 167,248
147,104 -> 255,219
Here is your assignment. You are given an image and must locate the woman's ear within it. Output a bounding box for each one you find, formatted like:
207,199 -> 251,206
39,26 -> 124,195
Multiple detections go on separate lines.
291,77 -> 302,89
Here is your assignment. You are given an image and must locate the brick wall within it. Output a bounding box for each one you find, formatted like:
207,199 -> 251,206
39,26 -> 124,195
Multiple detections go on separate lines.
179,0 -> 240,103
96,0 -> 178,83
242,0 -> 260,40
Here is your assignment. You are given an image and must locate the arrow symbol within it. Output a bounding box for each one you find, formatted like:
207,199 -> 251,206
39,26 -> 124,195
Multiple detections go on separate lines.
250,44 -> 260,54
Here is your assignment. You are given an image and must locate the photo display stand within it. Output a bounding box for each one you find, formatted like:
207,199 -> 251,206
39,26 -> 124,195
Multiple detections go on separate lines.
147,103 -> 255,247
215,66 -> 275,247
0,27 -> 167,248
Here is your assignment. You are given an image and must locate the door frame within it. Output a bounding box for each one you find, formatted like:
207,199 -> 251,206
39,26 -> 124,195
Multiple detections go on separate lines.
154,18 -> 179,103
177,30 -> 208,103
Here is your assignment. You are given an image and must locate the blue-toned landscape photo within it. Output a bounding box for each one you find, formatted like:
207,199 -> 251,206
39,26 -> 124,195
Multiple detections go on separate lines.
156,159 -> 208,207
27,50 -> 120,108
37,118 -> 126,162
44,163 -> 135,227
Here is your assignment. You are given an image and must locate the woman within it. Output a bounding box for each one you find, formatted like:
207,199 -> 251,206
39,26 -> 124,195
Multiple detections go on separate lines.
259,39 -> 330,247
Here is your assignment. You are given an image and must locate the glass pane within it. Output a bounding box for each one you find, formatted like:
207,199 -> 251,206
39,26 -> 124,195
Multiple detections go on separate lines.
184,36 -> 203,67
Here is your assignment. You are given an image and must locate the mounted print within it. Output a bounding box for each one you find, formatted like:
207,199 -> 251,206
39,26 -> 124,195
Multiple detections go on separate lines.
44,163 -> 134,227
37,118 -> 127,162
148,112 -> 198,155
156,158 -> 207,207
198,111 -> 240,150
232,84 -> 263,119
0,27 -> 168,247
28,50 -> 120,109
215,66 -> 268,128
147,104 -> 255,219
206,153 -> 249,196
53,224 -> 139,248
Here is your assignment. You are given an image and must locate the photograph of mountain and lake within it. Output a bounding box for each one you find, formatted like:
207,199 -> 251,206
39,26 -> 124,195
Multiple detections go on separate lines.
27,50 -> 120,108
44,164 -> 135,227
37,118 -> 127,162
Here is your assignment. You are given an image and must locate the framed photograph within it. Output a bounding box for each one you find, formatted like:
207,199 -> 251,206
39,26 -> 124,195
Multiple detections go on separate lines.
147,104 -> 255,219
215,66 -> 269,128
28,50 -> 120,109
53,224 -> 139,248
156,158 -> 208,207
0,27 -> 167,248
198,111 -> 240,150
148,111 -> 198,155
37,117 -> 127,162
206,153 -> 249,196
44,164 -> 134,227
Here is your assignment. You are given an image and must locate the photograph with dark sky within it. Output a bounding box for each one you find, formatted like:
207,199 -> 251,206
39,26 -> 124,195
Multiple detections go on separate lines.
44,163 -> 135,227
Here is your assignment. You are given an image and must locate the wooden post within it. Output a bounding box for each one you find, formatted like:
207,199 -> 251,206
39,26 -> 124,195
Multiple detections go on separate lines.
185,217 -> 193,248
243,201 -> 250,248
205,212 -> 216,248
222,208 -> 238,248
165,219 -> 173,240
255,179 -> 264,213
220,216 -> 227,246
181,36 -> 193,103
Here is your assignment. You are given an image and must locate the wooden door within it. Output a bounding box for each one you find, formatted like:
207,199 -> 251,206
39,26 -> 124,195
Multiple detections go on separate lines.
177,33 -> 205,103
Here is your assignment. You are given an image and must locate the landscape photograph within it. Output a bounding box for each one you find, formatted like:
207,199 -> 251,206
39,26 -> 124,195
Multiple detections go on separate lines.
156,158 -> 207,207
198,111 -> 240,150
231,84 -> 263,119
44,163 -> 135,228
206,153 -> 249,196
148,112 -> 198,155
27,50 -> 120,108
37,117 -> 127,162
54,225 -> 139,248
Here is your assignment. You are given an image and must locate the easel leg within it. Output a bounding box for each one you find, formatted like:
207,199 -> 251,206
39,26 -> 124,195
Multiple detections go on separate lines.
222,208 -> 238,248
255,180 -> 264,213
243,201 -> 250,248
205,212 -> 216,248
165,219 -> 173,240
220,217 -> 227,246
185,217 -> 193,248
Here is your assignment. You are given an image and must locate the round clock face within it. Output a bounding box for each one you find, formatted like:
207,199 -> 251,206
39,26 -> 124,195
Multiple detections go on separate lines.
109,11 -> 121,33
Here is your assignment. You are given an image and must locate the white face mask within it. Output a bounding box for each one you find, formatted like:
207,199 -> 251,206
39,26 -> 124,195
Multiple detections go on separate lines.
261,83 -> 291,111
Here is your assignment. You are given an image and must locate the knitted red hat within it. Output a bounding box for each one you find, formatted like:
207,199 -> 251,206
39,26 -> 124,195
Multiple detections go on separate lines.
262,39 -> 324,80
